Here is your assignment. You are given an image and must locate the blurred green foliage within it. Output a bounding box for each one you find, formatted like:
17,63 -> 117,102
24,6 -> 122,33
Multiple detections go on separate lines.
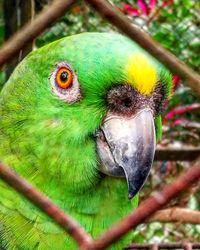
149,0 -> 200,72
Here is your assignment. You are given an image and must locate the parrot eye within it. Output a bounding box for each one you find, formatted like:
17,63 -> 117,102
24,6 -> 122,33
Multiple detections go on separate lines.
56,68 -> 72,89
50,62 -> 81,103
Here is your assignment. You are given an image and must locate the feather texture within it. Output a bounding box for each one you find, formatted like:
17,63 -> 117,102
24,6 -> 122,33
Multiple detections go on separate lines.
0,33 -> 171,249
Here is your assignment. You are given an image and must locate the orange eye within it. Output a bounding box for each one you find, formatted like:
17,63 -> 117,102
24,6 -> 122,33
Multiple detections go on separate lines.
56,67 -> 73,89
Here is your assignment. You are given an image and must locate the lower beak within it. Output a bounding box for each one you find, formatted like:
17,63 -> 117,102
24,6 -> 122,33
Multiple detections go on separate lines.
95,109 -> 156,199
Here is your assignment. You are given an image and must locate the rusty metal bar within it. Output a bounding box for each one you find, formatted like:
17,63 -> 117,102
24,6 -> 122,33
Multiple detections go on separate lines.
0,161 -> 199,250
0,1 -> 199,249
85,0 -> 200,96
83,160 -> 200,250
184,243 -> 193,250
147,207 -> 200,224
125,243 -> 200,249
151,245 -> 159,250
154,147 -> 200,161
0,162 -> 91,248
0,0 -> 75,68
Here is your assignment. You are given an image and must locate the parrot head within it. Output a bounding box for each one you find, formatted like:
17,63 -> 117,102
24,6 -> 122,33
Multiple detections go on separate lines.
3,32 -> 172,200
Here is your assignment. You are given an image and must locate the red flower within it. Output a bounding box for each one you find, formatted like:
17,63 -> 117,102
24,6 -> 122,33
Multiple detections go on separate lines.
122,3 -> 140,16
122,0 -> 173,17
137,0 -> 148,15
172,75 -> 180,91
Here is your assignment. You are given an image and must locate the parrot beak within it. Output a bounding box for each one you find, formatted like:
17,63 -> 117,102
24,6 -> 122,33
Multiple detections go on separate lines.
95,109 -> 156,199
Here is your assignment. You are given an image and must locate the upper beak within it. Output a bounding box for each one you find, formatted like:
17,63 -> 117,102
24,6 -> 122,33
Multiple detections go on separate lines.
95,109 -> 156,199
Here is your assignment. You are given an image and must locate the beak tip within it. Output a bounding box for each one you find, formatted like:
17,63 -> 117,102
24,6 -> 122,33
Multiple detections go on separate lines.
128,194 -> 133,200
128,191 -> 136,200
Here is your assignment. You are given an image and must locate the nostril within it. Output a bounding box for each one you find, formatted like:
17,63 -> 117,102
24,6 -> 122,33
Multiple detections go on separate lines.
107,84 -> 136,115
122,98 -> 132,108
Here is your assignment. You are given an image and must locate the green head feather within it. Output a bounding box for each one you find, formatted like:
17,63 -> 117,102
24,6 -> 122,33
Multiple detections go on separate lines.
0,32 -> 172,249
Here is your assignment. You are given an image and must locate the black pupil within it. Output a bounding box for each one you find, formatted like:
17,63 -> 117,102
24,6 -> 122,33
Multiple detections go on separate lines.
60,71 -> 68,82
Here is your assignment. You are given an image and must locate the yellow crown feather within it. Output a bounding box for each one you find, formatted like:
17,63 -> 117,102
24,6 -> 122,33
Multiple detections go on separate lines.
125,53 -> 157,95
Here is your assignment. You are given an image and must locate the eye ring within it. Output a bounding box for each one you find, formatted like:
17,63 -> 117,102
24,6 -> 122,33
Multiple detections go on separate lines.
50,62 -> 81,103
56,67 -> 73,89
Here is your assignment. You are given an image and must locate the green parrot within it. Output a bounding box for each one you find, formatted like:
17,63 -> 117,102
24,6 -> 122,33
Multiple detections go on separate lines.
0,32 -> 172,249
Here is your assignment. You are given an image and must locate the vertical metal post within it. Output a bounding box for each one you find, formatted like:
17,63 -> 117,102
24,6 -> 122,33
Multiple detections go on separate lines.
3,0 -> 34,80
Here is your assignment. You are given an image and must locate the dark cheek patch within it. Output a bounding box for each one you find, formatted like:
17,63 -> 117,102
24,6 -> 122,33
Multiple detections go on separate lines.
107,85 -> 138,116
107,83 -> 168,117
150,83 -> 168,115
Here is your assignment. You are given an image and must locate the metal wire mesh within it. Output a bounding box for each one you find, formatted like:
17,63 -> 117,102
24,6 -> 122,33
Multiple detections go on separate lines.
125,242 -> 200,250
